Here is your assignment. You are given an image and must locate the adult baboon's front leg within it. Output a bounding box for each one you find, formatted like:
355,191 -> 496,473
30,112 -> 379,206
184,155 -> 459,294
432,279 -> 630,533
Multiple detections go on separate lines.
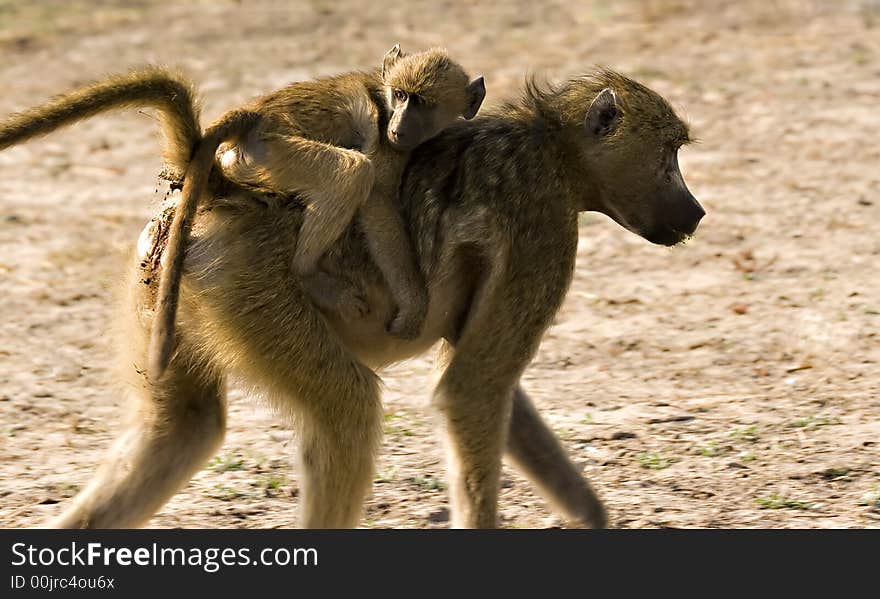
52,350 -> 226,529
506,387 -> 607,528
433,267 -> 539,528
434,364 -> 514,529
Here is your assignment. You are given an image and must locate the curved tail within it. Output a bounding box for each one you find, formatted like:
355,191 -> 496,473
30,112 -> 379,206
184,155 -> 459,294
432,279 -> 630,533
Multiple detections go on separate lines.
0,67 -> 201,175
0,67 -> 259,383
147,109 -> 261,382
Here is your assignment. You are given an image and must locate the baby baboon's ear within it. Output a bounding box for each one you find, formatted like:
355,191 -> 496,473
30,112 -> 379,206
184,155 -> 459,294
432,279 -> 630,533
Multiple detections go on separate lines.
462,76 -> 486,120
584,88 -> 620,138
382,44 -> 404,78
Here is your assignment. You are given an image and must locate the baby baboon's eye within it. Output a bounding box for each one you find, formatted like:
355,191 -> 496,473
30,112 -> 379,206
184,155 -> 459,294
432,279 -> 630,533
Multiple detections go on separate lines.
393,89 -> 408,102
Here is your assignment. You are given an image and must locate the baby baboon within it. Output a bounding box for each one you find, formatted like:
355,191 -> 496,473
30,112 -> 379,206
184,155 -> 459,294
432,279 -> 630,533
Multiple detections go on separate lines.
41,68 -> 702,529
218,46 -> 485,339
0,49 -> 485,382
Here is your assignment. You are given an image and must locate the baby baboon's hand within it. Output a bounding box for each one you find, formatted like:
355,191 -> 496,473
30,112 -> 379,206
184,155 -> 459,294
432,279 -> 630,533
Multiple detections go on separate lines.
387,310 -> 419,339
386,285 -> 428,340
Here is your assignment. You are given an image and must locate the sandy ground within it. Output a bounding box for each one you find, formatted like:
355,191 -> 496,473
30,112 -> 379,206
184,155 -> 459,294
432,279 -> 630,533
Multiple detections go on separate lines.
0,0 -> 877,529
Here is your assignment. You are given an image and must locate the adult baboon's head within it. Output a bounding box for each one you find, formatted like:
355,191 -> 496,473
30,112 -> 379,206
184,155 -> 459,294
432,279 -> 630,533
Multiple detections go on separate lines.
565,70 -> 705,245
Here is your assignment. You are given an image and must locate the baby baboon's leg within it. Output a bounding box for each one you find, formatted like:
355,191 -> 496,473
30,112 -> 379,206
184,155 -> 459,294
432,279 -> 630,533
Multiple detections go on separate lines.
358,191 -> 427,339
52,350 -> 225,529
227,134 -> 375,276
299,270 -> 370,321
506,387 -> 607,528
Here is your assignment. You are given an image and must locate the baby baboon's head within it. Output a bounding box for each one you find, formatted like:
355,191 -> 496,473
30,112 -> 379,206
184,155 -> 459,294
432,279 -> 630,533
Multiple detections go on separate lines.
564,69 -> 704,245
381,45 -> 485,150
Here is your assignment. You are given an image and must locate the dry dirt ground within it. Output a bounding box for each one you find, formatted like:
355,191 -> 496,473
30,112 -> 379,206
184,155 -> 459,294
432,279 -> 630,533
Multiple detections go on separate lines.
0,0 -> 877,529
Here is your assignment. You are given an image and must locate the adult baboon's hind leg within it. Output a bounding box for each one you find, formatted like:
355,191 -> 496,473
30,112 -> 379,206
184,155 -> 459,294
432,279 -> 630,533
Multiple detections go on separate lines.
50,259 -> 226,528
506,387 -> 607,528
201,250 -> 383,528
51,352 -> 226,529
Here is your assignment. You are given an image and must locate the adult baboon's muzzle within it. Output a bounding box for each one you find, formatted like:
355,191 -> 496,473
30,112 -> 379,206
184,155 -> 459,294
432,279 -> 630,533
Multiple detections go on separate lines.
646,192 -> 705,246
676,191 -> 705,236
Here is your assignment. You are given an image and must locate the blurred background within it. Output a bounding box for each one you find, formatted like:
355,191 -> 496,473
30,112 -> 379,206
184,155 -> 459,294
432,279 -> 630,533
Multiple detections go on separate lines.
0,0 -> 877,528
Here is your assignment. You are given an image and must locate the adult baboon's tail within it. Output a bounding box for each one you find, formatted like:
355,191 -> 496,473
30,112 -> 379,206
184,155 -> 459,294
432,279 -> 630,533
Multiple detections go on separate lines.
147,109 -> 261,383
0,67 -> 259,383
0,66 -> 201,174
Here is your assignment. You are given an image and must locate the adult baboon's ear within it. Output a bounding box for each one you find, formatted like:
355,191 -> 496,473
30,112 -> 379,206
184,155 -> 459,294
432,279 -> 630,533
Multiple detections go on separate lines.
462,76 -> 486,120
382,44 -> 404,78
584,88 -> 620,137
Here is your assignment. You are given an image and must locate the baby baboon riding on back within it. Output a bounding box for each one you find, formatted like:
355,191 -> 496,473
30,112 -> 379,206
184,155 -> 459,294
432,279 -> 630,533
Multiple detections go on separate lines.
219,46 -> 485,340
0,46 -> 484,381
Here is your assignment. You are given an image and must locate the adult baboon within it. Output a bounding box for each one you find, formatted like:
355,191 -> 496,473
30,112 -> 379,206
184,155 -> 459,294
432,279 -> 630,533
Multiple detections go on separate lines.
49,68 -> 702,529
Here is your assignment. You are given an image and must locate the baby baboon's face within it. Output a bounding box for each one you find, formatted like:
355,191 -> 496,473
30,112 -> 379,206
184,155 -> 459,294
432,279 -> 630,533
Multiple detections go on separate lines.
580,85 -> 704,246
381,46 -> 485,151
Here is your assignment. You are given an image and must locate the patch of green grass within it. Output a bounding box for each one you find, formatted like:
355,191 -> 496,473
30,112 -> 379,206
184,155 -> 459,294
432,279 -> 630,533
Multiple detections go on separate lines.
383,411 -> 415,437
790,415 -> 842,429
208,455 -> 246,472
375,467 -> 398,484
383,412 -> 403,424
755,493 -> 813,510
408,476 -> 446,492
738,450 -> 757,463
210,485 -> 249,501
636,452 -> 675,470
258,474 -> 286,496
730,425 -> 761,443
580,413 -> 596,425
698,441 -> 728,457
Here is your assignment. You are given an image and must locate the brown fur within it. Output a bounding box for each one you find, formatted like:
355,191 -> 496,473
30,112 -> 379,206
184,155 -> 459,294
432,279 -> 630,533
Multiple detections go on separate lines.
46,68 -> 703,529
217,47 -> 485,341
0,67 -> 200,175
0,52 -> 483,382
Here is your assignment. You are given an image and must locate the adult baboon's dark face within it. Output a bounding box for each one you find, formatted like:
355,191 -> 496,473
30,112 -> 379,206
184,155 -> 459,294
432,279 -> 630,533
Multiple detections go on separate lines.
580,87 -> 705,246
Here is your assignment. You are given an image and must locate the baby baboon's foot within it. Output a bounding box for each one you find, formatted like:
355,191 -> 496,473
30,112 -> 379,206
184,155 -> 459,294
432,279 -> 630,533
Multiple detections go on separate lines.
386,305 -> 426,340
386,287 -> 428,339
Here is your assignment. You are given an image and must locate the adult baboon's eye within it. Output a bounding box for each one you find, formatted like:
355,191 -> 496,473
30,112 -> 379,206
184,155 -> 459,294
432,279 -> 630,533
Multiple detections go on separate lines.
393,89 -> 407,102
